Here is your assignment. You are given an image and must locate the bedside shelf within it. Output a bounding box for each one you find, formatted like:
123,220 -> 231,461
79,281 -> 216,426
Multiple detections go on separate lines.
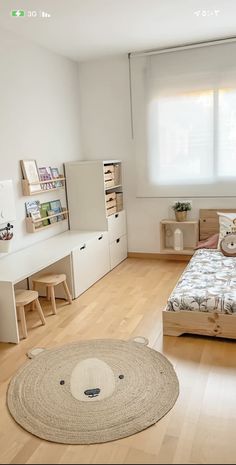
161,247 -> 195,255
161,219 -> 198,225
160,219 -> 199,255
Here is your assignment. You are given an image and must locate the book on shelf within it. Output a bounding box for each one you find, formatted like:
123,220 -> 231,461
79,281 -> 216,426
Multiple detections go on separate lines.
40,201 -> 51,226
25,200 -> 42,228
21,160 -> 42,193
47,210 -> 58,224
50,167 -> 63,188
49,199 -> 64,222
38,166 -> 54,190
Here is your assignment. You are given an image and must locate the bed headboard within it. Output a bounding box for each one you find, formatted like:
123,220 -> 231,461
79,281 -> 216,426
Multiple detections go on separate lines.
199,209 -> 236,240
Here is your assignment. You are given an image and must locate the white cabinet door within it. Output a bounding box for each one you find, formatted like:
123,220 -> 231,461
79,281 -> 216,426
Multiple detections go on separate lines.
108,210 -> 126,243
92,232 -> 110,282
109,235 -> 128,270
72,232 -> 110,297
72,242 -> 93,297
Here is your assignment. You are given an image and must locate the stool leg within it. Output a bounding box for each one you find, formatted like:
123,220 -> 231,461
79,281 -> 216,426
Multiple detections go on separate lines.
35,299 -> 46,326
63,280 -> 73,304
46,286 -> 51,301
18,306 -> 27,339
49,286 -> 57,315
31,282 -> 36,311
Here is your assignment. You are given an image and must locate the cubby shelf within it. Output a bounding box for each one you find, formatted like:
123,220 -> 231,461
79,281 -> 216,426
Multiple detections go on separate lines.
160,219 -> 199,255
22,177 -> 66,196
26,208 -> 69,233
104,184 -> 122,191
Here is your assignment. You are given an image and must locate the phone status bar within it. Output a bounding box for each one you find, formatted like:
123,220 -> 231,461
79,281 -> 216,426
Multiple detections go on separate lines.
11,10 -> 51,19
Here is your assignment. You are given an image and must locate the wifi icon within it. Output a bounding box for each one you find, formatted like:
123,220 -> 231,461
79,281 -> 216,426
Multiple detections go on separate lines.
41,11 -> 51,18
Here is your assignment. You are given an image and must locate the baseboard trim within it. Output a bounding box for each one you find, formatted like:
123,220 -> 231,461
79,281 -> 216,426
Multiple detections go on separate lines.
127,252 -> 190,261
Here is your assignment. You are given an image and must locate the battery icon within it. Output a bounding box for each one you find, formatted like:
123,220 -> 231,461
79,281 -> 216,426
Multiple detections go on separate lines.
11,10 -> 25,17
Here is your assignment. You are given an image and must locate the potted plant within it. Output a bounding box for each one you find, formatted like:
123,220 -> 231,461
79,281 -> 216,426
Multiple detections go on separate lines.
172,201 -> 192,222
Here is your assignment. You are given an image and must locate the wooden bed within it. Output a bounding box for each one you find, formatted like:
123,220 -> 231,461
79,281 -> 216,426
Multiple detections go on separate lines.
162,209 -> 236,339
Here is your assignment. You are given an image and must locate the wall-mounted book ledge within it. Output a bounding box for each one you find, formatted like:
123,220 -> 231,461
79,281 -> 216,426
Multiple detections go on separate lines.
26,208 -> 69,233
22,177 -> 66,196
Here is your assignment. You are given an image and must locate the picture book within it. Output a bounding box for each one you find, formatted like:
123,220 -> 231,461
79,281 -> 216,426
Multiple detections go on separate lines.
21,160 -> 41,193
25,200 -> 40,217
40,201 -> 51,226
49,199 -> 64,221
38,166 -> 53,190
47,209 -> 58,224
50,167 -> 63,188
25,200 -> 42,229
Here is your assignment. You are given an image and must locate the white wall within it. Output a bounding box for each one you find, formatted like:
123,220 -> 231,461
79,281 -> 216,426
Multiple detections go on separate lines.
0,28 -> 81,254
78,55 -> 236,253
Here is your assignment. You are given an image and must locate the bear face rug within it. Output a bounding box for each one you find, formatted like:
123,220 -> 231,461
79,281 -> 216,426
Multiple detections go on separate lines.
7,337 -> 179,444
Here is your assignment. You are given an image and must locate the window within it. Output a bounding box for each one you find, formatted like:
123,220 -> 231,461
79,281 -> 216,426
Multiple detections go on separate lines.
149,90 -> 214,185
218,89 -> 236,178
131,41 -> 236,197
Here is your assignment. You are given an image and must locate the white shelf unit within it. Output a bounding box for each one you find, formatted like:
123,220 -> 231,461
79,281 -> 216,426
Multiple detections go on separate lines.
65,160 -> 127,292
160,219 -> 199,255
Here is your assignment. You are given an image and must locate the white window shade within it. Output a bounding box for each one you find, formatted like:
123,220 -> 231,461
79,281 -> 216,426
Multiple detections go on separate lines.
131,41 -> 236,197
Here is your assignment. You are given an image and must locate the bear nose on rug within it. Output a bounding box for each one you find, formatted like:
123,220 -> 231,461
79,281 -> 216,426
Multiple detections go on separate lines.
84,388 -> 101,398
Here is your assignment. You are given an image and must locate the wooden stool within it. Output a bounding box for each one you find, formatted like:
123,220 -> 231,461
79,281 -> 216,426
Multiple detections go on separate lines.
32,273 -> 72,315
15,289 -> 46,340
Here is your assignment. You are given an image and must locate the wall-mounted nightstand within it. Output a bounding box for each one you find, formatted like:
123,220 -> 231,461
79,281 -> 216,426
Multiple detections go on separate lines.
160,219 -> 199,255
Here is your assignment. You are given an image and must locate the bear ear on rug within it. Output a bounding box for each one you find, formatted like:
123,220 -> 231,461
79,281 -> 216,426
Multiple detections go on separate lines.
130,336 -> 149,346
27,348 -> 46,359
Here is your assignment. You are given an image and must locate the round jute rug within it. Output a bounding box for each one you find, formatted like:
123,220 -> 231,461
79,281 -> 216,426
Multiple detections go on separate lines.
7,338 -> 179,444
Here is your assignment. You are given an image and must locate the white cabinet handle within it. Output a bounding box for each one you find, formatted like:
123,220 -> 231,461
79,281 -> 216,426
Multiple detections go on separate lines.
80,244 -> 86,250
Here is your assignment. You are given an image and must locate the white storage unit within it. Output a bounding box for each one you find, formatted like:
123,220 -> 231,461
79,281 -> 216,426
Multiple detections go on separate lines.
65,160 -> 128,277
72,232 -> 110,297
110,235 -> 128,270
108,210 -> 126,243
107,210 -> 127,270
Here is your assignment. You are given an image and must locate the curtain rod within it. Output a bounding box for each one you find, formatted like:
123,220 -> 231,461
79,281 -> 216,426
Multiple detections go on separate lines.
129,35 -> 236,58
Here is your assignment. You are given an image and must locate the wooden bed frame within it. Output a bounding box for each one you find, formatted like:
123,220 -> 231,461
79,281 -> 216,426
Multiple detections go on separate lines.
162,209 -> 236,339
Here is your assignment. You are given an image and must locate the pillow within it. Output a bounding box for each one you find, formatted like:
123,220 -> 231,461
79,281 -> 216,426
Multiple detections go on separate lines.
217,212 -> 236,248
195,233 -> 219,250
220,233 -> 236,257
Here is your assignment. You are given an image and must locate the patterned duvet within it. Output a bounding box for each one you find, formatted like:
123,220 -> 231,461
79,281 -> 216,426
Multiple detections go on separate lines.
167,249 -> 236,314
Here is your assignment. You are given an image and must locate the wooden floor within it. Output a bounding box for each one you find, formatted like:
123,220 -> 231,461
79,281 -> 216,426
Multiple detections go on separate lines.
1,257 -> 236,464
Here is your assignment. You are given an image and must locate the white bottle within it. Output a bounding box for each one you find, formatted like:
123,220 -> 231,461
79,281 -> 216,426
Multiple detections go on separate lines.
174,228 -> 183,251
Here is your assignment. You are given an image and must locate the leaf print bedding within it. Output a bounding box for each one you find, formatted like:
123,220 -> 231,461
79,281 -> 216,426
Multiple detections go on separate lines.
166,249 -> 236,314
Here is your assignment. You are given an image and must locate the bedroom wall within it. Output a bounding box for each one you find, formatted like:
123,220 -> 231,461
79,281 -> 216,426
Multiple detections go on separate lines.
78,55 -> 236,253
0,28 -> 81,254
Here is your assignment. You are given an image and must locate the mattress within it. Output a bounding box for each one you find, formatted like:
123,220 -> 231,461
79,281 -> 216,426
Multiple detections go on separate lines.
166,249 -> 236,314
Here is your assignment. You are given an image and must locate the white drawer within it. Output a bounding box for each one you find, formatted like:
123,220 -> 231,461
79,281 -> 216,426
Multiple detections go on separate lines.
72,232 -> 110,297
108,209 -> 126,244
109,234 -> 127,270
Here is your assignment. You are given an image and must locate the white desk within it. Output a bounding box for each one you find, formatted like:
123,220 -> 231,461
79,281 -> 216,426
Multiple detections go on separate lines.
0,230 -> 102,344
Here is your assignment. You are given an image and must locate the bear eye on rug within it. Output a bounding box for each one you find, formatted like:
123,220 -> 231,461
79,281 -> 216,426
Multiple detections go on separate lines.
7,337 -> 179,445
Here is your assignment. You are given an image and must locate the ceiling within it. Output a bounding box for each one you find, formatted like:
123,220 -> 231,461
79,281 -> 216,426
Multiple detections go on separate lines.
0,0 -> 235,61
